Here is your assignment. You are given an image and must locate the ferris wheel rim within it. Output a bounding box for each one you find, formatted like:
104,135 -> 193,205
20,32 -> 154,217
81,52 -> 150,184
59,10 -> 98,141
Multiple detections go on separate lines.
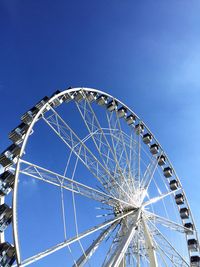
7,87 -> 199,266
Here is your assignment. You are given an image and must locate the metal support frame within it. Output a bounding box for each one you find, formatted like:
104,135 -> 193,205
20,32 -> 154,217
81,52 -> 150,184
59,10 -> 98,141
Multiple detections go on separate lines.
9,87 -> 199,266
141,217 -> 158,267
73,224 -> 116,267
18,210 -> 134,267
104,209 -> 141,267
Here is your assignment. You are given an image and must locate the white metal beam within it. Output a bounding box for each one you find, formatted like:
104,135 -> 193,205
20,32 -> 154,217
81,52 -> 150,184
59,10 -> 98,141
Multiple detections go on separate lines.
43,107 -> 133,204
73,224 -> 116,267
19,210 -> 134,267
104,209 -> 141,267
18,159 -> 133,208
141,217 -> 158,267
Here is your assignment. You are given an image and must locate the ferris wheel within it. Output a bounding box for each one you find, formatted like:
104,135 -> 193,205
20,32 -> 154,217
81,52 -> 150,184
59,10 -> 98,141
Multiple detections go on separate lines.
0,87 -> 199,266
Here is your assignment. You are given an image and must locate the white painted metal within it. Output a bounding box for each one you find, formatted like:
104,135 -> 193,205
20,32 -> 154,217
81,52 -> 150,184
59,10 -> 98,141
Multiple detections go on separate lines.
146,216 -> 190,266
19,210 -> 134,267
73,225 -> 115,267
42,107 -> 134,204
9,87 -> 199,266
17,159 -> 133,208
104,209 -> 141,267
141,217 -> 158,267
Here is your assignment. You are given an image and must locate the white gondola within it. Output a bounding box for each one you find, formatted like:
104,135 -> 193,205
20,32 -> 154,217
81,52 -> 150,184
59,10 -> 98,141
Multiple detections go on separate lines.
35,96 -> 49,110
21,106 -> 39,125
163,167 -> 173,178
0,242 -> 15,267
126,114 -> 136,125
135,123 -> 144,135
0,144 -> 21,168
0,157 -> 12,169
0,171 -> 15,196
191,256 -> 200,267
175,193 -> 184,205
62,92 -> 72,103
0,204 -> 12,232
117,107 -> 127,118
157,155 -> 166,166
142,133 -> 152,144
22,96 -> 50,124
184,222 -> 194,235
21,96 -> 49,125
180,207 -> 189,219
188,239 -> 198,252
85,91 -> 98,102
74,91 -> 84,102
107,100 -> 118,112
50,90 -> 64,107
96,95 -> 108,106
169,179 -> 178,191
150,144 -> 159,155
8,123 -> 30,144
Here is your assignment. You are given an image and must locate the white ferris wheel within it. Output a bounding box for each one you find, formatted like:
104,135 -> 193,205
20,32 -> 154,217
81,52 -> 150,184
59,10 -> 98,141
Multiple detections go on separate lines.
0,87 -> 199,267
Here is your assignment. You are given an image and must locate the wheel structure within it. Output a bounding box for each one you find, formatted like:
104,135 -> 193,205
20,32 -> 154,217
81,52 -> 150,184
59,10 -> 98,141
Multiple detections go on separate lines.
0,87 -> 199,267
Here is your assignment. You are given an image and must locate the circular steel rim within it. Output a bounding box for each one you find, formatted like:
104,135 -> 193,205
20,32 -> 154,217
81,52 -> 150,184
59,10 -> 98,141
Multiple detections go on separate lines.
4,87 -> 197,266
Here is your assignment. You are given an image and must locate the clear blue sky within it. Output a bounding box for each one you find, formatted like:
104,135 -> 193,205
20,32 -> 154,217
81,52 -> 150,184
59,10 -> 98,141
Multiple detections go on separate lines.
0,0 -> 200,265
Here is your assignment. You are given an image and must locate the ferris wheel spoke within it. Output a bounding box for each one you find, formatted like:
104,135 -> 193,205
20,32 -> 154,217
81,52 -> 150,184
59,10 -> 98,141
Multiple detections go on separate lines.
105,112 -> 135,196
113,106 -> 132,181
141,217 -> 158,267
42,109 -> 108,185
136,225 -> 141,266
66,147 -> 89,264
140,157 -> 155,189
145,216 -> 190,266
74,93 -> 118,164
102,223 -> 124,266
155,242 -> 179,267
19,211 -> 133,267
106,111 -> 131,178
75,100 -> 116,169
103,225 -> 135,267
142,188 -> 180,208
77,94 -> 134,198
18,159 -> 133,208
74,97 -> 133,198
42,107 -> 134,204
152,238 -> 189,267
125,226 -> 150,266
108,127 -> 127,177
129,131 -> 137,193
156,246 -> 169,267
145,210 -> 189,233
103,220 -> 134,267
107,130 -> 134,195
136,127 -> 141,188
153,237 -> 187,267
140,157 -> 159,203
72,223 -> 117,267
103,209 -> 141,267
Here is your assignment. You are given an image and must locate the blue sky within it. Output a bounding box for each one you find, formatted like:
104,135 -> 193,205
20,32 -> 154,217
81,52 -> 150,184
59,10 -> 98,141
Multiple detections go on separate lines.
0,0 -> 200,265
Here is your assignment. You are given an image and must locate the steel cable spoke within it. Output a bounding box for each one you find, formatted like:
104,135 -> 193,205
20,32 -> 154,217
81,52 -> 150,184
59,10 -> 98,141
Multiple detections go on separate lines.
74,97 -> 133,200
105,112 -> 134,199
42,106 -> 134,204
145,210 -> 190,234
145,215 -> 190,266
